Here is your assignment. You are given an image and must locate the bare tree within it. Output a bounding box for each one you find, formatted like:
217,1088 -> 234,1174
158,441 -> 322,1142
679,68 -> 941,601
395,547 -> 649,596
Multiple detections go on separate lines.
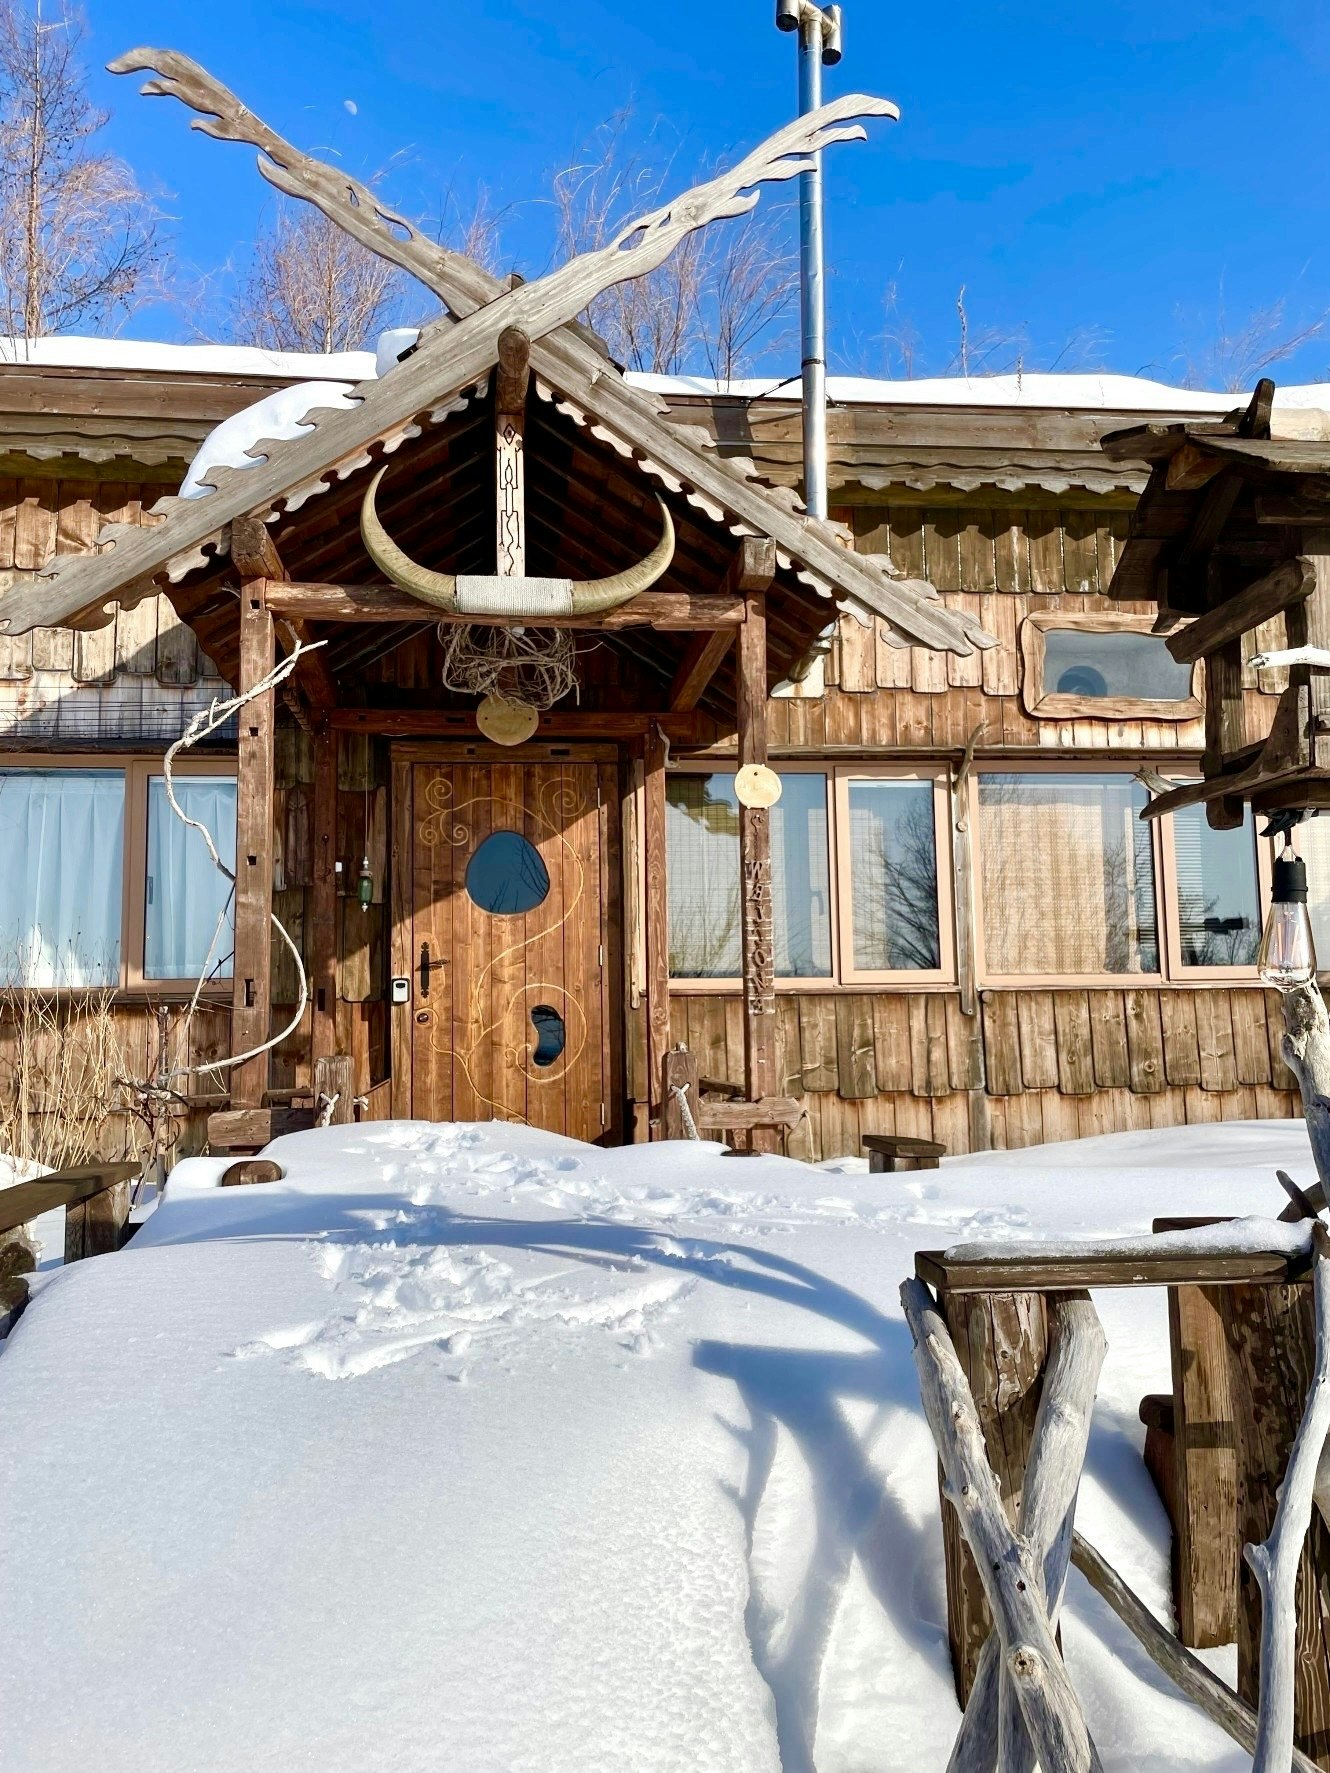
1176,283 -> 1330,392
554,110 -> 796,383
230,195 -> 408,353
0,0 -> 162,342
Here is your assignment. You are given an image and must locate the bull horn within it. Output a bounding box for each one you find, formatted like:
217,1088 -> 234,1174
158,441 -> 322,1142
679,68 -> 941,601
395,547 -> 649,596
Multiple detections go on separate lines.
569,497 -> 675,614
360,463 -> 458,611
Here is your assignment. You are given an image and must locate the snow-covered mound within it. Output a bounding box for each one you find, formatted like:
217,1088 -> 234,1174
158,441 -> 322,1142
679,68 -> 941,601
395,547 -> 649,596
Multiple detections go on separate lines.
0,1119 -> 1311,1771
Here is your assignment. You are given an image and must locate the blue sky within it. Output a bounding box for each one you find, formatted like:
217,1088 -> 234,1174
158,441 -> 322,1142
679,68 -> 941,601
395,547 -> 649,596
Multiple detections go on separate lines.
81,0 -> 1330,388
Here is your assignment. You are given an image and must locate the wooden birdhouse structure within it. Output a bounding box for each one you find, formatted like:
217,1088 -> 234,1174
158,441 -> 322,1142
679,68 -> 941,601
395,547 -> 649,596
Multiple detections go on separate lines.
1102,377 -> 1330,828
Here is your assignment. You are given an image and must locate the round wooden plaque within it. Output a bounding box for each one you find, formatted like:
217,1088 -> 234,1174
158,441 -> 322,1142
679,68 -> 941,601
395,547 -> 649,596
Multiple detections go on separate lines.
476,694 -> 539,746
735,763 -> 782,808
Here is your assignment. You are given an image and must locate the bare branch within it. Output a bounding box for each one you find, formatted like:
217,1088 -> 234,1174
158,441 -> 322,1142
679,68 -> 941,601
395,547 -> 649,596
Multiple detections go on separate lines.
553,110 -> 799,382
0,2 -> 163,340
230,195 -> 407,352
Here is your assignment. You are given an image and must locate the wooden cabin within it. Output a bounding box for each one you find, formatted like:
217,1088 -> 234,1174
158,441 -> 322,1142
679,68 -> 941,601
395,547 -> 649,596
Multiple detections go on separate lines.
0,339 -> 1312,1162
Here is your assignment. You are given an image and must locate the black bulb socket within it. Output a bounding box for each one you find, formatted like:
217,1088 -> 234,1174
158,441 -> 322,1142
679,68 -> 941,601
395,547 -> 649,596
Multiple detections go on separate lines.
1273,853 -> 1309,904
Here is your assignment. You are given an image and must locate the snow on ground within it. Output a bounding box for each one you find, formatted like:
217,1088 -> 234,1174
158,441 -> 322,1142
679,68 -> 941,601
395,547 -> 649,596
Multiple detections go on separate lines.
0,1119 -> 1312,1771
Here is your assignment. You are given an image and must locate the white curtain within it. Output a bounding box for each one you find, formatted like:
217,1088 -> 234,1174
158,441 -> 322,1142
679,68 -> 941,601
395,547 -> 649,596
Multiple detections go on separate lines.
978,773 -> 1158,975
0,770 -> 124,986
145,777 -> 237,980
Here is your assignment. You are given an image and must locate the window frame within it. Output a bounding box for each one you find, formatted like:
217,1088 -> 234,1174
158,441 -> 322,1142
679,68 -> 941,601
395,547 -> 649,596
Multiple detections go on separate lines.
968,759 -> 1271,988
1157,780 -> 1273,984
1019,612 -> 1203,722
0,753 -> 238,997
666,760 -> 956,991
833,766 -> 955,985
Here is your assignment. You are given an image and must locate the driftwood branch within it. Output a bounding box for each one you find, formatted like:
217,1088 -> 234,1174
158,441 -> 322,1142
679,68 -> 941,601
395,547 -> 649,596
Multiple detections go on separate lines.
1069,1532 -> 1322,1773
1279,980 -> 1330,1198
901,1277 -> 1102,1773
109,49 -> 895,310
948,1293 -> 1107,1773
1246,1221 -> 1330,1772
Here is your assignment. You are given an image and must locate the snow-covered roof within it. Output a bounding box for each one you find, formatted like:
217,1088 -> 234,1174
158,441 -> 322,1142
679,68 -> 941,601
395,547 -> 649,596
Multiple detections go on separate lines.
11,339 -> 1326,420
0,334 -> 378,381
628,368 -> 1330,415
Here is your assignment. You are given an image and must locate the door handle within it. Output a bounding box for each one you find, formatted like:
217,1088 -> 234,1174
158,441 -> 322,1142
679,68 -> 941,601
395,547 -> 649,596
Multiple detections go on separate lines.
418,941 -> 448,997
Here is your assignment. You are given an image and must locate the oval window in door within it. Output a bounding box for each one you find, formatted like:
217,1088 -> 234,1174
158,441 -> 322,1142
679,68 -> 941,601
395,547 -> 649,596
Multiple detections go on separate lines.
530,1004 -> 566,1068
465,830 -> 550,915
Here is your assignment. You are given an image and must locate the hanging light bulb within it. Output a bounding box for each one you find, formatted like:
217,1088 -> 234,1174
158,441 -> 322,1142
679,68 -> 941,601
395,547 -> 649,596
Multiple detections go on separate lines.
1258,844 -> 1317,990
357,855 -> 374,913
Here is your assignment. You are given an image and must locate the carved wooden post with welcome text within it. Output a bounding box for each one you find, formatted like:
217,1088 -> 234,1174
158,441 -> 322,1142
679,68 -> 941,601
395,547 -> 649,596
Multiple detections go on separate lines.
230,578 -> 276,1109
736,549 -> 778,1140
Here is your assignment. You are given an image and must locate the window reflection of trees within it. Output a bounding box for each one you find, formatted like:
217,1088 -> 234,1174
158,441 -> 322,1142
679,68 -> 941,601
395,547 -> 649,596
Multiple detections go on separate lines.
666,773 -> 834,979
849,786 -> 940,971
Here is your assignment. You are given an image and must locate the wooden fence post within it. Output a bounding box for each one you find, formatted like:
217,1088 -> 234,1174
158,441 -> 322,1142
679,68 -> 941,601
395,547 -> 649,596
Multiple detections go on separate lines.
643,724 -> 670,1135
1167,1281 -> 1239,1646
660,1047 -> 699,1142
937,1285 -> 1049,1702
313,1053 -> 355,1126
1223,1273 -> 1330,1764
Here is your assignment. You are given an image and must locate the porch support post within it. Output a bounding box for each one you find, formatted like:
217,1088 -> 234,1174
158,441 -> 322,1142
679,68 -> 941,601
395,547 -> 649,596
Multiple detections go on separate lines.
644,720 -> 671,1135
230,579 -> 277,1108
310,720 -> 338,1069
736,548 -> 778,1124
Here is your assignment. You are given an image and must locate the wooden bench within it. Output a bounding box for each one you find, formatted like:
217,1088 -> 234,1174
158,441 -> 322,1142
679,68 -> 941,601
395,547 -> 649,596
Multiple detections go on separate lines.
0,1161 -> 140,1335
659,1048 -> 802,1152
863,1133 -> 946,1173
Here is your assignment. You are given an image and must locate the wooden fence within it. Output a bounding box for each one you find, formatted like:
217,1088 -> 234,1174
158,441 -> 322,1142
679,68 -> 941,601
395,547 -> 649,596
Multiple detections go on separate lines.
907,1213 -> 1330,1770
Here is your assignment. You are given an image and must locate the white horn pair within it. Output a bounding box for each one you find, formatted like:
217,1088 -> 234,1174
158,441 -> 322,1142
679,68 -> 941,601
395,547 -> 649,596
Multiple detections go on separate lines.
360,465 -> 675,617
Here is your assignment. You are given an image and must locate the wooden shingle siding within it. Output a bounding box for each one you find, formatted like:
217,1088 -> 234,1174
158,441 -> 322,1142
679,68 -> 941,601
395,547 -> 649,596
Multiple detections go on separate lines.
656,983 -> 1296,1158
796,500 -> 1282,766
0,474 -> 221,717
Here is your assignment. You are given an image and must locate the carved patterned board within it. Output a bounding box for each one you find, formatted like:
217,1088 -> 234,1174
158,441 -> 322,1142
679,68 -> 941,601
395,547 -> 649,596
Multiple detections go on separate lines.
408,759 -> 611,1141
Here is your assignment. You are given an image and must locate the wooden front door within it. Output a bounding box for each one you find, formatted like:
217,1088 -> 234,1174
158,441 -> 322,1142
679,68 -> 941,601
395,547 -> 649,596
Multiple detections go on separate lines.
402,756 -> 615,1141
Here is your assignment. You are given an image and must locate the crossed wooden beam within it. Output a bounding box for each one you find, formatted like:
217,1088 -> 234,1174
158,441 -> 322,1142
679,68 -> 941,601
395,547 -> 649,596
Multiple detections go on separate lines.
900,1279 -> 1107,1773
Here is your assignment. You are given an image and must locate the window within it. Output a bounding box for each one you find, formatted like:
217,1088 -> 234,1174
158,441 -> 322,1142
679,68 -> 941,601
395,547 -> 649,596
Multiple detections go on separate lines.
973,767 -> 1273,983
0,758 -> 236,991
1295,817 -> 1330,967
1165,801 -> 1262,970
666,771 -> 832,978
0,770 -> 124,986
1021,614 -> 1200,719
666,766 -> 951,986
976,772 -> 1160,978
465,830 -> 550,916
145,776 -> 237,982
839,775 -> 942,975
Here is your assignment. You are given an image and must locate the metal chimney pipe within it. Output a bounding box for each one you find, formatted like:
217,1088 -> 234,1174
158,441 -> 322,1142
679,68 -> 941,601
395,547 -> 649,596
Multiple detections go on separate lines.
777,1 -> 840,522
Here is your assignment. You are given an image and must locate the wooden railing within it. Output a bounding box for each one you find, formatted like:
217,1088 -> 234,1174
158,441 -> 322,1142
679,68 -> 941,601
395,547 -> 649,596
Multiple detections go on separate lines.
907,1215 -> 1330,1772
0,1161 -> 139,1335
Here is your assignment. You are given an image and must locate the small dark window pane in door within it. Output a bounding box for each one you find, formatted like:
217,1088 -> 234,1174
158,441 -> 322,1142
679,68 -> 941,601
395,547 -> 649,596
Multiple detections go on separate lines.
465,830 -> 550,915
530,1004 -> 566,1067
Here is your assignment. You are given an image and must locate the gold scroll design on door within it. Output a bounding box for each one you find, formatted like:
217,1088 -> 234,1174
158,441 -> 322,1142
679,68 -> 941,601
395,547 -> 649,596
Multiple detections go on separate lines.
418,772 -> 589,1123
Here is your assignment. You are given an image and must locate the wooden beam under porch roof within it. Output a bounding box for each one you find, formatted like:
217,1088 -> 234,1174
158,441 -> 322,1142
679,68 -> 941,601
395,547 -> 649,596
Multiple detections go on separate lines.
262,582 -> 747,630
